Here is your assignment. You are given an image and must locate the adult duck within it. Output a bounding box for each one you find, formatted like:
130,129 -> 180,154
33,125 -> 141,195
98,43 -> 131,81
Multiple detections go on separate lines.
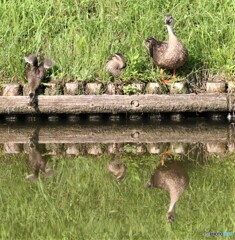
145,15 -> 188,84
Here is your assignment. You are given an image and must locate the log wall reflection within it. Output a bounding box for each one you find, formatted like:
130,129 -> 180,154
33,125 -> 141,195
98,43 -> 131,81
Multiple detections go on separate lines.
1,122 -> 235,157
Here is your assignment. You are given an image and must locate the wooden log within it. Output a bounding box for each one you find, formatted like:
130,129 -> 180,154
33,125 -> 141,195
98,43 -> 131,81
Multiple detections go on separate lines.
145,83 -> 162,94
206,142 -> 227,154
147,143 -> 170,154
44,83 -> 63,95
107,143 -> 117,153
170,143 -> 188,154
169,82 -> 188,94
105,83 -> 116,95
3,83 -> 22,96
206,81 -> 226,93
4,143 -> 23,153
86,144 -> 103,155
65,144 -> 80,155
0,93 -> 232,114
0,123 -> 232,144
85,83 -> 102,95
64,82 -> 80,95
227,81 -> 235,93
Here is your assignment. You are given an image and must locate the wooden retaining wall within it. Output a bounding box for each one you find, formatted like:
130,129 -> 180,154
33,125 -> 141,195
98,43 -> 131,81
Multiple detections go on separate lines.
1,93 -> 235,114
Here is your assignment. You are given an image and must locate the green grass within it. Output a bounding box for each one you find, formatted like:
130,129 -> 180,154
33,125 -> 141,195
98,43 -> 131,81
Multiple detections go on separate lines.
0,0 -> 235,84
0,151 -> 234,240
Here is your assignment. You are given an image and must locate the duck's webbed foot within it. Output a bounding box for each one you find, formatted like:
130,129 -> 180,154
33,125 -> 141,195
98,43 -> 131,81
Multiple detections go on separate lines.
160,69 -> 171,85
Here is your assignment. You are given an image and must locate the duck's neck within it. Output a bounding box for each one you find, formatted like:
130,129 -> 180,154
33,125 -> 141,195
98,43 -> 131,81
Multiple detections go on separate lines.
168,201 -> 176,213
168,189 -> 178,213
166,25 -> 176,41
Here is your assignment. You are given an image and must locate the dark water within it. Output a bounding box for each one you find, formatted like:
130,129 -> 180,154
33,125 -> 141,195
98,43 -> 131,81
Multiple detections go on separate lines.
0,113 -> 233,152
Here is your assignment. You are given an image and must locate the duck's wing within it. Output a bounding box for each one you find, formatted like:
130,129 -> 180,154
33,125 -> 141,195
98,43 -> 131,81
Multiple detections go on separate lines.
145,38 -> 168,66
152,41 -> 168,66
26,68 -> 41,92
155,41 -> 168,56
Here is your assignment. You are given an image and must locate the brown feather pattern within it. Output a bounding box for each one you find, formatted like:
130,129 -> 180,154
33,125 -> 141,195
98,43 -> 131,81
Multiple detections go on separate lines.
25,54 -> 52,106
106,53 -> 126,78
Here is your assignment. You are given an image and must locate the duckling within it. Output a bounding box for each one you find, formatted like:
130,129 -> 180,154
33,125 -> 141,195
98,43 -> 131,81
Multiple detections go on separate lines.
106,53 -> 126,78
146,160 -> 189,223
26,130 -> 53,180
145,15 -> 188,84
25,54 -> 53,106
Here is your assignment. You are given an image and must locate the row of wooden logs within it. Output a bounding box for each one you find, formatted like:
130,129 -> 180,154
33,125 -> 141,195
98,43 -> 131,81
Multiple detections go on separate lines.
2,142 -> 234,156
1,79 -> 234,96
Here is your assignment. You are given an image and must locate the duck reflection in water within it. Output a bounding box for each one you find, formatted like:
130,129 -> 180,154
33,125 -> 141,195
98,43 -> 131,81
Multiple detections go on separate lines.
108,153 -> 126,180
26,129 -> 53,180
147,153 -> 189,223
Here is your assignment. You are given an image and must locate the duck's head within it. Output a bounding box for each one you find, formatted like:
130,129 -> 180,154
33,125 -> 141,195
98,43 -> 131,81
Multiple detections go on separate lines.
24,54 -> 38,67
167,211 -> 175,223
164,15 -> 174,28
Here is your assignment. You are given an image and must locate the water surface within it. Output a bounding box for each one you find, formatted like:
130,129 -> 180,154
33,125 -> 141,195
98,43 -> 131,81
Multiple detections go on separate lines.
0,117 -> 234,239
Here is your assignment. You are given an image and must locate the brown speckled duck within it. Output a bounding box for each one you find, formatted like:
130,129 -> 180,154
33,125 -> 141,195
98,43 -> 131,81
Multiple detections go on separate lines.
25,54 -> 52,106
106,53 -> 126,78
146,160 -> 189,223
145,15 -> 188,84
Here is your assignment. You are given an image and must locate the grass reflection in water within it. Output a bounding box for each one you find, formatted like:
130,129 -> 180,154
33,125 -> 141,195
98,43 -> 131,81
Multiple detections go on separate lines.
0,149 -> 234,240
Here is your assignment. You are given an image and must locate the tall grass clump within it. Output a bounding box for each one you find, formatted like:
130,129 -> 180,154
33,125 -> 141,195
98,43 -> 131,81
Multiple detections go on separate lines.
0,0 -> 235,83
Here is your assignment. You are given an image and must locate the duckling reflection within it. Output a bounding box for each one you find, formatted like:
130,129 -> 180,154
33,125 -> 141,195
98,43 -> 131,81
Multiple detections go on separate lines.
26,129 -> 53,180
25,54 -> 53,106
108,154 -> 125,180
146,160 -> 189,223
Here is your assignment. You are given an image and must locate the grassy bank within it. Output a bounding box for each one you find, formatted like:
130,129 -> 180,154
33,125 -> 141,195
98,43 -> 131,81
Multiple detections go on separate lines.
0,0 -> 235,84
0,152 -> 234,239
